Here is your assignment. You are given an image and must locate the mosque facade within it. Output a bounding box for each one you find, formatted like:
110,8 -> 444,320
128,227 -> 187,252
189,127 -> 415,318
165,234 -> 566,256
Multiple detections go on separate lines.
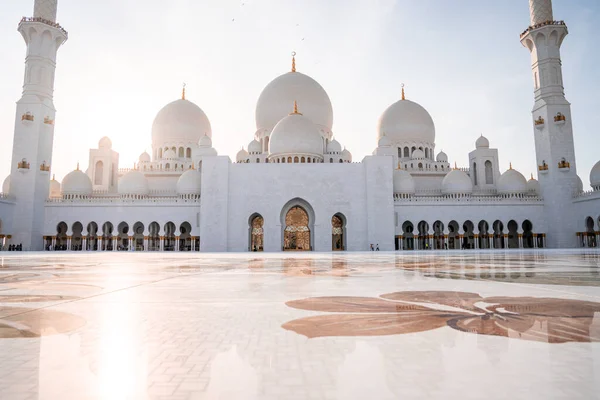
1,0 -> 600,252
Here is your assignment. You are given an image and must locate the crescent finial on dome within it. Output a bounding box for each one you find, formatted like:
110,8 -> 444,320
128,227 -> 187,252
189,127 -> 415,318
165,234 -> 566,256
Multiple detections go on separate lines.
291,100 -> 303,115
182,83 -> 186,100
291,51 -> 297,72
510,162 -> 513,170
76,162 -> 80,171
401,83 -> 405,100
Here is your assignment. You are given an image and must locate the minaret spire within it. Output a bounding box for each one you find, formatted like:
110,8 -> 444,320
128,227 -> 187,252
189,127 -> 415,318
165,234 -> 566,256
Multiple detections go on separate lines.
291,51 -> 297,72
528,0 -> 554,26
34,0 -> 58,22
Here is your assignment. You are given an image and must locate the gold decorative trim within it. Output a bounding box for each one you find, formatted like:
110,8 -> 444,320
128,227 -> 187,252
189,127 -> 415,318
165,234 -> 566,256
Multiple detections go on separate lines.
554,113 -> 566,122
40,162 -> 50,172
44,116 -> 54,125
21,112 -> 34,122
534,116 -> 545,125
18,160 -> 30,169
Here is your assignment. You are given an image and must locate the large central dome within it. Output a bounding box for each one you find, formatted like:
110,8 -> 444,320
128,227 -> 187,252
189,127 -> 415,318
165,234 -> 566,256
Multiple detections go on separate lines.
152,99 -> 212,147
377,98 -> 435,144
256,71 -> 333,132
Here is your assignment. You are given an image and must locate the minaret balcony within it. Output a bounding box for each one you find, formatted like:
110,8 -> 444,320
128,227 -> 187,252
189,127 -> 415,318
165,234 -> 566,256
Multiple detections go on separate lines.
558,159 -> 570,172
18,159 -> 31,172
44,117 -> 54,125
534,117 -> 545,130
39,162 -> 51,173
554,113 -> 566,126
538,163 -> 549,174
21,112 -> 34,126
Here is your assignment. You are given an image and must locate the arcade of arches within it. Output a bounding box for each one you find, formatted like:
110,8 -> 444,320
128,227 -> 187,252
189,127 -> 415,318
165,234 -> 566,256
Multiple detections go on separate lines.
396,219 -> 545,250
44,221 -> 200,251
578,216 -> 600,248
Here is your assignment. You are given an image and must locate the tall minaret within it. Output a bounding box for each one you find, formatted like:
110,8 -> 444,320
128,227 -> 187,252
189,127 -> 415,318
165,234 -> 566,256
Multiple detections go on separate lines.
8,0 -> 67,249
521,0 -> 578,248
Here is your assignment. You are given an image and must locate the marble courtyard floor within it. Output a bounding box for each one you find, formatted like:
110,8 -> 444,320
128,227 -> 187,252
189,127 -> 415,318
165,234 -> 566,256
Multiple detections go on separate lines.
0,251 -> 599,400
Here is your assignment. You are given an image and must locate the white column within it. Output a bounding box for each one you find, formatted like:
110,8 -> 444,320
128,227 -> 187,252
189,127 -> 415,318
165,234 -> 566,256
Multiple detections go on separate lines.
518,230 -> 524,248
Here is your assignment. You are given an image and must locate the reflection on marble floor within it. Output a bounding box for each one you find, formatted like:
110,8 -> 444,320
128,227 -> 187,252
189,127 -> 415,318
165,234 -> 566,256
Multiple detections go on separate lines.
0,250 -> 598,399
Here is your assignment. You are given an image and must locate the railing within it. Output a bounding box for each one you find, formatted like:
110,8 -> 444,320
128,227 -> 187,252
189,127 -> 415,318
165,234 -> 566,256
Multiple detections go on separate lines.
46,195 -> 200,204
394,193 -> 543,204
520,20 -> 567,39
573,189 -> 600,200
19,17 -> 68,37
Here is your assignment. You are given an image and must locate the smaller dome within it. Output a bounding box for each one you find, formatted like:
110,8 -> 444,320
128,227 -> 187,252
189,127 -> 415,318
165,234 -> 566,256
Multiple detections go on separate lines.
327,138 -> 342,154
236,148 -> 249,163
377,135 -> 391,148
2,175 -> 10,194
118,170 -> 149,196
139,152 -> 151,163
199,134 -> 212,148
163,148 -> 177,159
436,151 -> 448,162
497,168 -> 528,194
177,168 -> 202,195
393,169 -> 415,194
248,139 -> 261,154
342,148 -> 352,163
49,176 -> 61,198
269,111 -> 323,157
99,136 -> 112,149
411,149 -> 425,159
590,160 -> 600,188
2,175 -> 9,194
442,169 -> 473,195
197,147 -> 218,157
527,175 -> 540,195
61,169 -> 93,196
476,135 -> 489,148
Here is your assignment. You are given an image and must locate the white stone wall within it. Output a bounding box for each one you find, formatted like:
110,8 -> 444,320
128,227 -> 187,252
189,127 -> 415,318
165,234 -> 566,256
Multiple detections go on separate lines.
200,156 -> 394,252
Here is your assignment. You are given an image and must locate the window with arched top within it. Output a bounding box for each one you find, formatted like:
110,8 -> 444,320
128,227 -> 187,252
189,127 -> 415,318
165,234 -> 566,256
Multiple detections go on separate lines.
94,161 -> 104,185
287,157 -> 292,163
485,161 -> 493,184
294,156 -> 299,163
186,148 -> 191,158
404,147 -> 409,158
179,147 -> 184,158
473,162 -> 478,186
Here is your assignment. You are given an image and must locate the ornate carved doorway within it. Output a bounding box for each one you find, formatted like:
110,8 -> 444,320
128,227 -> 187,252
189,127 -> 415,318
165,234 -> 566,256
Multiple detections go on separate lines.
332,214 -> 345,251
284,206 -> 311,251
250,215 -> 264,251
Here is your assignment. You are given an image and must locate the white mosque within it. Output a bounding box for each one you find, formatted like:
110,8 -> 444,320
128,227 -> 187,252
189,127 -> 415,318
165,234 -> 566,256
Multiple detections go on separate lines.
1,0 -> 599,252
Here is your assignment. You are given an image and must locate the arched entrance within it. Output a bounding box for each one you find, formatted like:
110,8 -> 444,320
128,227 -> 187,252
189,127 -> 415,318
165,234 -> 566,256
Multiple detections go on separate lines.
102,222 -> 113,251
56,222 -> 67,250
72,222 -> 83,251
283,206 -> 311,251
117,222 -> 130,251
493,220 -> 505,249
133,222 -> 145,251
433,221 -> 444,249
478,220 -> 490,249
332,214 -> 346,251
585,217 -> 597,247
179,222 -> 192,251
87,222 -> 98,251
249,214 -> 264,252
164,222 -> 176,251
522,220 -> 534,248
149,222 -> 160,251
463,220 -> 475,249
448,220 -> 460,249
507,220 -> 519,248
402,221 -> 414,250
417,221 -> 430,250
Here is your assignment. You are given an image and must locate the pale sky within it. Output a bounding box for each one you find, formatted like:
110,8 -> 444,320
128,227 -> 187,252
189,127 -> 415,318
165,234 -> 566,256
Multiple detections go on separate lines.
0,0 -> 598,187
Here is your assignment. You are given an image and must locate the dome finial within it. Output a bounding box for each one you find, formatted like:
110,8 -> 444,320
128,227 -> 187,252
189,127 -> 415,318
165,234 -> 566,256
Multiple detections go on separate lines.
530,173 -> 534,180
182,83 -> 186,100
401,83 -> 405,100
291,51 -> 297,72
510,162 -> 513,170
76,162 -> 80,171
291,100 -> 303,115
52,174 -> 55,180
397,161 -> 402,170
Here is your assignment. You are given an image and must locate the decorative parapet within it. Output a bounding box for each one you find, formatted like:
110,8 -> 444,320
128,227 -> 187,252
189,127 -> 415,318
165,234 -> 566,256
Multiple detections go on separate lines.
573,189 -> 600,202
520,20 -> 567,39
19,17 -> 68,37
394,193 -> 543,204
46,195 -> 200,205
